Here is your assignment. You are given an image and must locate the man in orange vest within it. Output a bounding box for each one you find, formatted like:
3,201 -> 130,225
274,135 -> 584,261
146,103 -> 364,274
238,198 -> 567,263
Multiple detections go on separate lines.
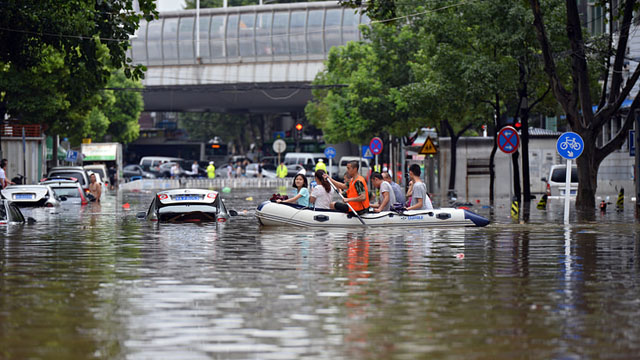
324,160 -> 370,214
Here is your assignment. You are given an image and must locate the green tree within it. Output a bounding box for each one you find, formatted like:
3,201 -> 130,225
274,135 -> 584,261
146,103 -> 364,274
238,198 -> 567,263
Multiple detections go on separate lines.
530,0 -> 638,211
0,0 -> 156,157
103,71 -> 144,143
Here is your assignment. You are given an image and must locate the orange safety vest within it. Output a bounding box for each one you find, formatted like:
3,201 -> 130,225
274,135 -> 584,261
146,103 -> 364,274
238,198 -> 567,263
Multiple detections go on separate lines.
346,174 -> 370,211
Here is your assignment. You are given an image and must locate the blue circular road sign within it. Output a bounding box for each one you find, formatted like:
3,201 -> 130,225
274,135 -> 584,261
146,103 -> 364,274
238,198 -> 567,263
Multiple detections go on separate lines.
556,132 -> 584,160
324,147 -> 336,159
369,137 -> 383,155
497,126 -> 520,154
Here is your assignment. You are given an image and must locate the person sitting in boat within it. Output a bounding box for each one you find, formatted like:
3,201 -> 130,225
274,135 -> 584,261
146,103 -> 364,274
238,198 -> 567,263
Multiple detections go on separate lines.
370,172 -> 396,213
406,164 -> 433,210
324,160 -> 369,215
310,169 -> 332,209
276,174 -> 310,207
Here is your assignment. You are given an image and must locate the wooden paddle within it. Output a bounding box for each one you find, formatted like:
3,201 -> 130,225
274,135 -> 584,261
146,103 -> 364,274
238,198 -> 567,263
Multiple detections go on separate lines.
327,178 -> 367,227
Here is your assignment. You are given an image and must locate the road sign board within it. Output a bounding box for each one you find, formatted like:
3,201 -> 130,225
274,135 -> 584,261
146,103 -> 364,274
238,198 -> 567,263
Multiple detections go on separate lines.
362,145 -> 374,159
369,137 -> 383,155
66,150 -> 79,163
419,136 -> 437,155
273,131 -> 286,140
630,130 -> 635,157
324,146 -> 336,159
497,126 -> 520,154
556,132 -> 584,160
273,139 -> 286,154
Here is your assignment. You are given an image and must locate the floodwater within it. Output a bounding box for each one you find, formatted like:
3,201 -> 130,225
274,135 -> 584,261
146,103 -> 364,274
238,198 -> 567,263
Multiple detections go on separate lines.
1,187 -> 639,359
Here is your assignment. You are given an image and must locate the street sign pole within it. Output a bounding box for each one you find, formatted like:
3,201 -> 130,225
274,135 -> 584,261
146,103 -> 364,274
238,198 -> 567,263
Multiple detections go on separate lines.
329,158 -> 332,178
564,158 -> 572,224
556,132 -> 584,225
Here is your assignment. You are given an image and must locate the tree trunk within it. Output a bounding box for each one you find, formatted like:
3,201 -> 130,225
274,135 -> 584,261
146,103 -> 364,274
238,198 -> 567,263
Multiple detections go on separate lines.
575,126 -> 598,210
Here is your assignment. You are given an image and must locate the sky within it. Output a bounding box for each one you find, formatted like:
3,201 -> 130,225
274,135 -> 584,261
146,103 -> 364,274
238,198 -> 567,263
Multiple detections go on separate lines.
156,0 -> 186,12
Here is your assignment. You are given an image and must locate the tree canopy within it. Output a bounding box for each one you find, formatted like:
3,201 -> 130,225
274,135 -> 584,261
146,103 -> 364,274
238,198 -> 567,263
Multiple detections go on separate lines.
0,0 -> 156,147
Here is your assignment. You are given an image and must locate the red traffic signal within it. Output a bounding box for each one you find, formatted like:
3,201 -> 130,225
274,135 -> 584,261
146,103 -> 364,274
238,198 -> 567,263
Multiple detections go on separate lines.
514,121 -> 522,128
295,123 -> 303,131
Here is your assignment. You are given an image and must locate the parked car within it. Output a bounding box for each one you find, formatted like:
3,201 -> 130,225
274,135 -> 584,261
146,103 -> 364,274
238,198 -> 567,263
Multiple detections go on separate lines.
1,185 -> 59,208
283,152 -> 328,174
542,164 -> 579,197
156,162 -> 186,178
39,178 -> 89,205
137,188 -> 237,223
84,164 -> 109,186
338,156 -> 371,178
123,164 -> 157,180
139,156 -> 184,173
47,166 -> 91,190
0,199 -> 26,224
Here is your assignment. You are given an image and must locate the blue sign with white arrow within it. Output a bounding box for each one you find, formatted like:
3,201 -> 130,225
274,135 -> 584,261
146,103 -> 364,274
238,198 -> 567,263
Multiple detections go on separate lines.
324,146 -> 336,159
556,132 -> 584,160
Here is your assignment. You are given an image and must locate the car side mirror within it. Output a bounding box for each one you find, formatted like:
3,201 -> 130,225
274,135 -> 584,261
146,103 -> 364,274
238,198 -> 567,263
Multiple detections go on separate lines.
136,211 -> 146,219
228,209 -> 238,216
541,177 -> 547,182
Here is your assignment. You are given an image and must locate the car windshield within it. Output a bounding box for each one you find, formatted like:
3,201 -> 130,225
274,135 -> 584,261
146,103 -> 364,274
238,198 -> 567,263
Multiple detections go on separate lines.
52,187 -> 81,198
157,204 -> 219,222
551,168 -> 579,183
50,172 -> 86,186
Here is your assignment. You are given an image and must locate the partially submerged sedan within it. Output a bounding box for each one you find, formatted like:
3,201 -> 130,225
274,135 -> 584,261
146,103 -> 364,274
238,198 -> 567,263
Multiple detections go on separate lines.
0,199 -> 25,224
39,177 -> 89,205
139,189 -> 237,223
0,185 -> 59,208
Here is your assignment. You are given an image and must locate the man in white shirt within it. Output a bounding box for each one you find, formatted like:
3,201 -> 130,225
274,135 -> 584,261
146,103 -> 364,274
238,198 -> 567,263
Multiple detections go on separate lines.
370,172 -> 396,212
0,159 -> 15,189
382,171 -> 405,205
406,164 -> 433,210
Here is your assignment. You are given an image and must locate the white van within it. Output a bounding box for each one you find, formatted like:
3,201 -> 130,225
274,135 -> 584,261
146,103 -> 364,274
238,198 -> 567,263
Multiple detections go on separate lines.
542,164 -> 579,197
139,156 -> 184,172
338,156 -> 370,178
283,153 -> 328,174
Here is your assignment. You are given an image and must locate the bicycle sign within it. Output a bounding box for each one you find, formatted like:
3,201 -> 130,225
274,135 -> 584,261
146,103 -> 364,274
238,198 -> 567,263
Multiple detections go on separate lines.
556,132 -> 584,160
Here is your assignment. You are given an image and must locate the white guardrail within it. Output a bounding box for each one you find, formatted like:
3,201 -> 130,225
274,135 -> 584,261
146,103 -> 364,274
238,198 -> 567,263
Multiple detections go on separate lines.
120,178 -> 291,191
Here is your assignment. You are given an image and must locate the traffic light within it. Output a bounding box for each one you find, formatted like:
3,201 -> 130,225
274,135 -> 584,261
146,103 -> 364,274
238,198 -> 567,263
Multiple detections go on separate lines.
295,123 -> 303,131
514,121 -> 522,129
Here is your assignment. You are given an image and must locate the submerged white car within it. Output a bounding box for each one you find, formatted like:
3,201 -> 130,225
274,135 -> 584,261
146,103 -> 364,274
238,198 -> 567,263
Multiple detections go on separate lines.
542,164 -> 579,197
138,188 -> 237,223
1,185 -> 60,208
0,199 -> 26,224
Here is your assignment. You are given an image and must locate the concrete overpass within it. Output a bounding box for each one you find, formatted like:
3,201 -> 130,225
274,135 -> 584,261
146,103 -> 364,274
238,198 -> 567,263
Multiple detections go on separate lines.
128,1 -> 369,112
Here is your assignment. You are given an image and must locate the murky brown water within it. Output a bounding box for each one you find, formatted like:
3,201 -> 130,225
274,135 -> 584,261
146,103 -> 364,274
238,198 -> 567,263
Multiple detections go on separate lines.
1,187 -> 639,359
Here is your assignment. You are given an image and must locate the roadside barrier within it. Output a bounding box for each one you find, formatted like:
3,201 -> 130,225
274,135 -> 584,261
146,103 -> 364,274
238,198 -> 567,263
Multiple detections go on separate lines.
120,177 -> 290,191
536,194 -> 547,210
511,196 -> 519,219
616,188 -> 624,211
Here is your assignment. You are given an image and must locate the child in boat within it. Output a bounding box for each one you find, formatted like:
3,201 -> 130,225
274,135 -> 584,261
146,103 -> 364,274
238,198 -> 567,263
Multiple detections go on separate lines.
310,169 -> 332,209
277,173 -> 310,207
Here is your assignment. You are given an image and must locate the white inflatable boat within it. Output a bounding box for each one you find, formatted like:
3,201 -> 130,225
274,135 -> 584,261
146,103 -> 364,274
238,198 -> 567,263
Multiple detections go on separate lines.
255,201 -> 490,228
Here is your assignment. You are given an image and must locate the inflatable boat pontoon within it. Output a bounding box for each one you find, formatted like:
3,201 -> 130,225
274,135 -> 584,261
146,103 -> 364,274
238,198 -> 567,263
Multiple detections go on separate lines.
255,201 -> 489,228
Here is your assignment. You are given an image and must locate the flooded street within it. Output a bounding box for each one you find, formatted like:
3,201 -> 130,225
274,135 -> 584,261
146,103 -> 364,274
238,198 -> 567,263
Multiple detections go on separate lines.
2,187 -> 640,359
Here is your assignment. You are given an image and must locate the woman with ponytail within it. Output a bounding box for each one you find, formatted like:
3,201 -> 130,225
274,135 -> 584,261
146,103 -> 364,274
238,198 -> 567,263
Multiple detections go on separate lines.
310,169 -> 332,209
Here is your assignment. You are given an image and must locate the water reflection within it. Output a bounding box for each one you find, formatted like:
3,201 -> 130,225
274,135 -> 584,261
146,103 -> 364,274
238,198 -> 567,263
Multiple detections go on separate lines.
1,189 -> 640,359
